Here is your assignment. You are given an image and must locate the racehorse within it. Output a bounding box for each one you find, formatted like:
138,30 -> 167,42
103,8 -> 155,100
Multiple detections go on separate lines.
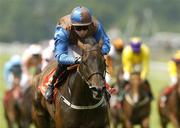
3,81 -> 33,128
3,62 -> 40,128
3,84 -> 22,128
32,38 -> 110,128
121,72 -> 151,128
158,63 -> 180,128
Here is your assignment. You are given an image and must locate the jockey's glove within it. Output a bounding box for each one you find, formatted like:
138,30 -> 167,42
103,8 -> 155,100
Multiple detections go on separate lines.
75,57 -> 82,64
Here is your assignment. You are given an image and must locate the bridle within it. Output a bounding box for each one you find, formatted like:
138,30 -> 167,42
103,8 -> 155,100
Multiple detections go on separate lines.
59,49 -> 107,110
77,48 -> 106,89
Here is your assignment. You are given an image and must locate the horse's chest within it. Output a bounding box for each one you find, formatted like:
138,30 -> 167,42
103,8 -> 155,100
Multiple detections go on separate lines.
58,106 -> 108,127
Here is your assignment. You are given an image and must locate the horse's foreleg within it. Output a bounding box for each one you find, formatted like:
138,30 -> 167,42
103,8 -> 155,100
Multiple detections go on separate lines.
32,108 -> 51,128
169,114 -> 179,128
141,117 -> 149,128
122,119 -> 133,128
32,99 -> 52,128
159,116 -> 168,128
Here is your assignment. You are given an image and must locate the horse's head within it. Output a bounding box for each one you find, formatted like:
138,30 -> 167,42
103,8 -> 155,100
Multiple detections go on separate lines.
78,38 -> 106,99
128,72 -> 142,103
129,72 -> 141,89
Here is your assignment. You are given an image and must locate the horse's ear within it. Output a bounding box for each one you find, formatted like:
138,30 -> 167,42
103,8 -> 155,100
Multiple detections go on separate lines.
77,40 -> 86,50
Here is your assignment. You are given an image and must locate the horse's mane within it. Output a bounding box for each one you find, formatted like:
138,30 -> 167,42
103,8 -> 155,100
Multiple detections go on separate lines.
77,37 -> 102,51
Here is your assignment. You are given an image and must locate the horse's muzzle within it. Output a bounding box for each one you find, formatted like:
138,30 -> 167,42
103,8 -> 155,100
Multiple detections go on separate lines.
89,86 -> 103,100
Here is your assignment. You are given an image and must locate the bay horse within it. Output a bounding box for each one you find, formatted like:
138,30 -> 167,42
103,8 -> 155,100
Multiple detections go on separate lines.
3,84 -> 22,128
3,82 -> 34,128
158,62 -> 180,128
121,72 -> 151,128
3,63 -> 23,128
3,63 -> 41,128
32,38 -> 110,128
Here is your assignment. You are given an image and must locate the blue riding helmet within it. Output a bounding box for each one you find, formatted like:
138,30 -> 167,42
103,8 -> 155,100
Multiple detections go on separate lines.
9,55 -> 22,66
70,6 -> 92,26
130,37 -> 142,53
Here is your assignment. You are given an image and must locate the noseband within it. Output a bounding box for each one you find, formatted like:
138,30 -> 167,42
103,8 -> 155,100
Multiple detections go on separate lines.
77,67 -> 105,88
77,48 -> 106,89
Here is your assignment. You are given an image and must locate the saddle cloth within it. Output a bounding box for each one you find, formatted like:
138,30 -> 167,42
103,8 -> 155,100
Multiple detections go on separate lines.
38,65 -> 78,97
38,68 -> 57,97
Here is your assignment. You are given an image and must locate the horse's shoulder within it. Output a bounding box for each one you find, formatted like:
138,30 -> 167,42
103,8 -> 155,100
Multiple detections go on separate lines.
41,60 -> 57,78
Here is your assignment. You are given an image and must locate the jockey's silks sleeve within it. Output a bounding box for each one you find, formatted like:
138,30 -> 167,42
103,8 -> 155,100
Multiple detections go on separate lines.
94,23 -> 110,55
140,45 -> 150,80
168,60 -> 177,79
54,26 -> 76,65
122,44 -> 150,80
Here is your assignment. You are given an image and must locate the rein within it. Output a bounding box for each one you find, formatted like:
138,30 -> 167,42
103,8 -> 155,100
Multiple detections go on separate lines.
125,93 -> 150,107
77,69 -> 105,87
59,92 -> 106,110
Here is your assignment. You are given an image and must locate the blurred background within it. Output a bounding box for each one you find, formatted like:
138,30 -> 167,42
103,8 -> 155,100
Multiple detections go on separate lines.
0,0 -> 180,127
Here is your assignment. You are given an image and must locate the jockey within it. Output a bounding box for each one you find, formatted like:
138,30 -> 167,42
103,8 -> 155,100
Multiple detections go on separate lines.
161,50 -> 180,102
45,6 -> 110,103
41,39 -> 55,70
119,37 -> 153,100
21,44 -> 42,89
112,38 -> 124,54
3,55 -> 22,90
105,38 -> 124,84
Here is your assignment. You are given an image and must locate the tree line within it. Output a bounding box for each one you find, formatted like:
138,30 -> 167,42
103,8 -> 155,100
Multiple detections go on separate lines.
0,0 -> 180,42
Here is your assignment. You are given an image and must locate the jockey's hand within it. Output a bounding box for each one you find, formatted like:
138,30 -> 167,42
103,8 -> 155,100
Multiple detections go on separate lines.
75,57 -> 82,64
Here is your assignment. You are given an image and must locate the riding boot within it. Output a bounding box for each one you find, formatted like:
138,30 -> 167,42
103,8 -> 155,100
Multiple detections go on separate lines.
45,64 -> 67,103
118,80 -> 129,102
144,80 -> 154,100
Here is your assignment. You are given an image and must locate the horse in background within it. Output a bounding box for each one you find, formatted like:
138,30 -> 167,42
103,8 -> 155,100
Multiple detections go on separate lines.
32,38 -> 110,128
120,72 -> 151,128
3,61 -> 41,128
3,84 -> 22,128
158,63 -> 180,128
3,81 -> 34,128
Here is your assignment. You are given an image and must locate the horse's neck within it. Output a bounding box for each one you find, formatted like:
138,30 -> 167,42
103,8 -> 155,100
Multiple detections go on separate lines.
67,72 -> 93,102
128,83 -> 140,103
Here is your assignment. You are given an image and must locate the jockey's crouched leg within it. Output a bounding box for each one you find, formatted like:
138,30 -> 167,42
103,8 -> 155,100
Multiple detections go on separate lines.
143,79 -> 154,100
45,64 -> 67,103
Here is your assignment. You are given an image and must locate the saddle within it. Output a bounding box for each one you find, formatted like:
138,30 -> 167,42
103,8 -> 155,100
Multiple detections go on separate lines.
38,65 -> 78,97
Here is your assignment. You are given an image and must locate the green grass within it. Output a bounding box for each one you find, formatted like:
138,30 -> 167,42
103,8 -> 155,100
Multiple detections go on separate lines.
0,53 -> 11,128
0,54 -> 174,128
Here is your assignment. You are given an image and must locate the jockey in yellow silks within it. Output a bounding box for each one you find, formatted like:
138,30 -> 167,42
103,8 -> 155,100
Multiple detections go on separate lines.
161,50 -> 180,102
119,37 -> 153,100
